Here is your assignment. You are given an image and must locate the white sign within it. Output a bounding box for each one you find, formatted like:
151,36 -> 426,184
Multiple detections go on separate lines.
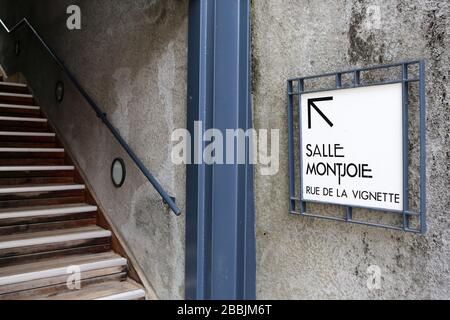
300,83 -> 403,211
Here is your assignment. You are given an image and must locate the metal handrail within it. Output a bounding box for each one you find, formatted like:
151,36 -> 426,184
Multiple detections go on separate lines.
0,17 -> 181,216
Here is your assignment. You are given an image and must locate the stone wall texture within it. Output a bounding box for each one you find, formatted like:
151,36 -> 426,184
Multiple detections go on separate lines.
252,0 -> 449,299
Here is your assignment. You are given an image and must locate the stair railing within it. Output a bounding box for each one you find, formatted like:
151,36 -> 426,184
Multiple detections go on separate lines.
0,17 -> 181,216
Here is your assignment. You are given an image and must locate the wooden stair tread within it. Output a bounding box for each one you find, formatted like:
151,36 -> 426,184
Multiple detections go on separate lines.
0,142 -> 57,148
0,84 -> 29,97
0,92 -> 34,105
0,82 -> 28,88
0,251 -> 122,277
0,116 -> 45,122
0,203 -> 97,220
0,92 -> 33,99
0,184 -> 85,194
0,80 -> 144,299
0,226 -> 111,249
40,279 -> 144,300
0,104 -> 38,110
0,132 -> 55,137
0,166 -> 74,172
0,148 -> 63,153
0,251 -> 125,283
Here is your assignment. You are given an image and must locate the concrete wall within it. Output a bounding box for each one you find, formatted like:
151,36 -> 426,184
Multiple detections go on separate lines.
1,0 -> 449,300
252,0 -> 449,299
0,0 -> 188,299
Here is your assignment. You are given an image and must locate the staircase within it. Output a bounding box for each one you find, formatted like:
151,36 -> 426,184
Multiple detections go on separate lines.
0,80 -> 146,300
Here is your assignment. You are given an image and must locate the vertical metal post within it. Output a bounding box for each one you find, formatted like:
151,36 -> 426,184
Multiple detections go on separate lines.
186,0 -> 212,300
287,81 -> 296,213
298,79 -> 307,214
186,0 -> 255,300
401,63 -> 410,229
419,60 -> 427,234
335,73 -> 342,88
345,207 -> 353,221
353,71 -> 360,86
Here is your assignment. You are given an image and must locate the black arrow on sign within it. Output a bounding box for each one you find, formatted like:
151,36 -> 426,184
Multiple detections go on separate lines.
307,97 -> 334,129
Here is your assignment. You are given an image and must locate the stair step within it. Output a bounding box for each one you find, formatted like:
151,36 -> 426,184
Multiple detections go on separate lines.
0,132 -> 54,137
0,197 -> 86,211
0,148 -> 64,159
1,278 -> 144,300
0,93 -> 34,105
0,116 -> 46,123
0,203 -> 97,221
0,148 -> 63,153
0,167 -> 75,181
0,116 -> 48,132
0,226 -> 111,250
96,289 -> 146,300
0,82 -> 28,88
0,110 -> 41,118
49,279 -> 144,300
0,142 -> 57,148
0,177 -> 74,187
0,203 -> 97,236
0,184 -> 84,195
0,93 -> 33,99
0,103 -> 38,110
0,159 -> 66,166
0,166 -> 74,172
0,226 -> 112,260
0,83 -> 29,95
0,251 -> 126,292
0,184 -> 86,208
0,219 -> 97,237
0,132 -> 56,144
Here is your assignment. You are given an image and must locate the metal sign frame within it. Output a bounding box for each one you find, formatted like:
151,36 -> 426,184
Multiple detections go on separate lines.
287,61 -> 427,234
